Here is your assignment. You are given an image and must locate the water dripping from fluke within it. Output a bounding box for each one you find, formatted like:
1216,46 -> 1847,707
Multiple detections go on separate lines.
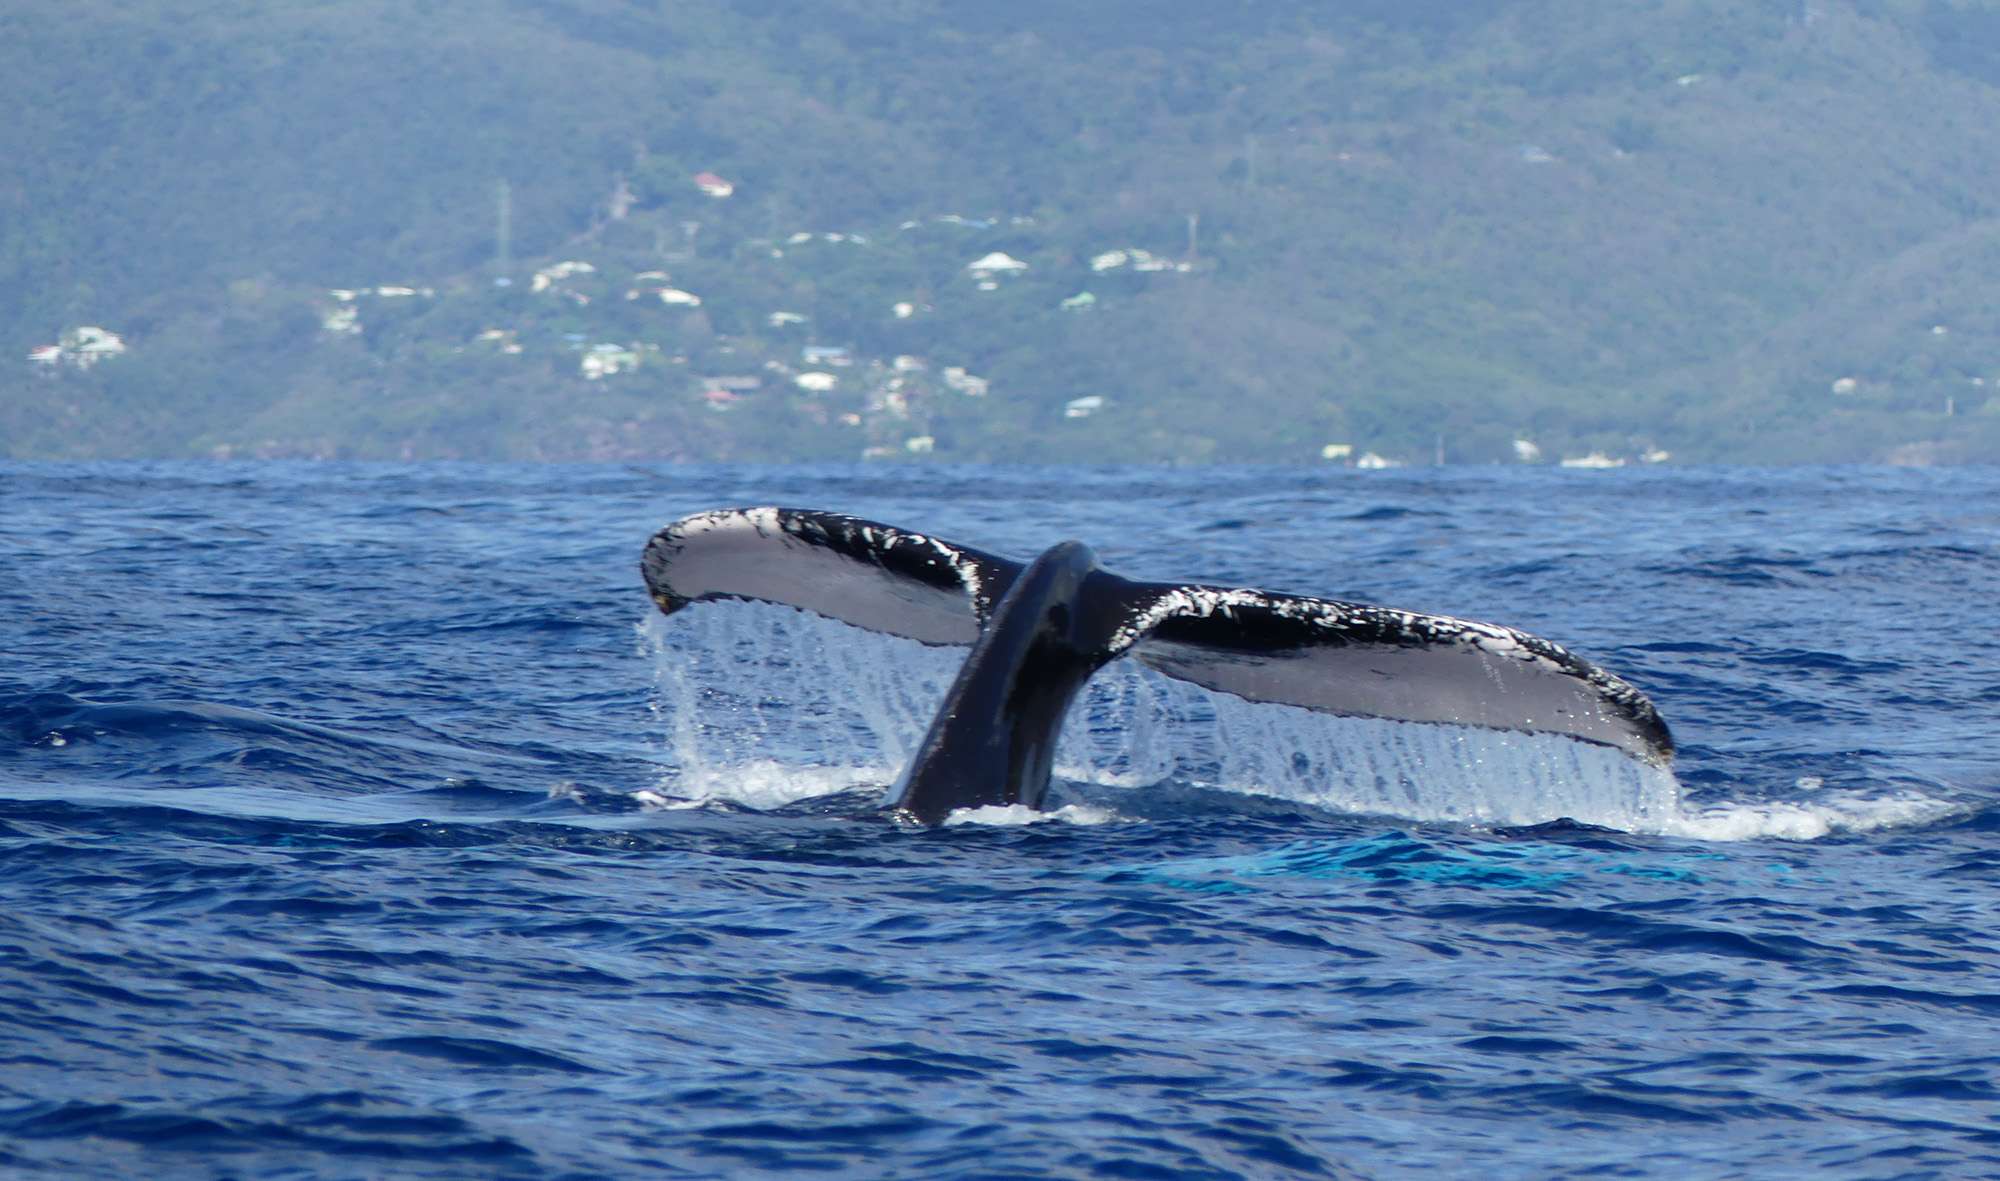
640,608 -> 1967,840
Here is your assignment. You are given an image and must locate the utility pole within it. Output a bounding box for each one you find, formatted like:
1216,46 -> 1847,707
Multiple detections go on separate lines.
495,179 -> 513,278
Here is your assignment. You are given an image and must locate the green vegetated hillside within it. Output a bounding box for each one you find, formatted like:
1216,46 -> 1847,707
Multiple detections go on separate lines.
7,0 -> 2000,464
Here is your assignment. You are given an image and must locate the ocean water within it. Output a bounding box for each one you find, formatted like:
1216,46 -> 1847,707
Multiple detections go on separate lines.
3,461 -> 1997,1178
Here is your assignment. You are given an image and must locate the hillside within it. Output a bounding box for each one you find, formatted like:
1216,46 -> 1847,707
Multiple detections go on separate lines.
6,0 -> 2000,464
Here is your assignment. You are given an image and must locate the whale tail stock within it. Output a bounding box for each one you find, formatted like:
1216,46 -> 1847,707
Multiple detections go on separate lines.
641,507 -> 1674,824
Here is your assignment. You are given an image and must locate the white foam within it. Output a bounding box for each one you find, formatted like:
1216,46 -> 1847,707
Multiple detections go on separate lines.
656,761 -> 897,811
942,803 -> 1126,827
628,788 -> 706,811
1665,790 -> 1969,841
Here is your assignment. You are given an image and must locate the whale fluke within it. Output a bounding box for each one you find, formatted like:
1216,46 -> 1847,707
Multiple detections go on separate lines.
642,506 -> 1018,646
1112,581 -> 1673,768
642,507 -> 1673,823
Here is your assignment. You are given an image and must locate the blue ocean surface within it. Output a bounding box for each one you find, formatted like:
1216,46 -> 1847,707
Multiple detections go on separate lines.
3,461 -> 1998,1178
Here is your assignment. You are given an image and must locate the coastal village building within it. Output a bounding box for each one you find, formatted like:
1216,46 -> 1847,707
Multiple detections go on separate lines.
30,326 -> 127,370
966,252 -> 1028,276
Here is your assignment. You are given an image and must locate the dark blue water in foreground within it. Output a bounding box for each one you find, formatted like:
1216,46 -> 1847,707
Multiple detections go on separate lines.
4,462 -> 1998,1178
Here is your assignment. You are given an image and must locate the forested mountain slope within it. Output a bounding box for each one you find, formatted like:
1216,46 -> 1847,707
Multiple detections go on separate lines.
7,0 -> 1999,462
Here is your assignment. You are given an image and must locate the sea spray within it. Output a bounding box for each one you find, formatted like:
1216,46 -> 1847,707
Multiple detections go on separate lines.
640,605 -> 958,808
640,605 -> 1964,838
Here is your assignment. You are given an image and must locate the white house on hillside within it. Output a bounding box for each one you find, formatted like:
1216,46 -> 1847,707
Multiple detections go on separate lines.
32,326 -> 129,370
966,252 -> 1028,276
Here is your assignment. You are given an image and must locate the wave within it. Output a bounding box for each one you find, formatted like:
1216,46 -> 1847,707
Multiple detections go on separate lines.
0,687 -> 624,829
0,1095 -> 532,1162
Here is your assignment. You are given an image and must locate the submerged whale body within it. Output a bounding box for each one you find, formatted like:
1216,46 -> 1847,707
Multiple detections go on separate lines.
641,507 -> 1673,824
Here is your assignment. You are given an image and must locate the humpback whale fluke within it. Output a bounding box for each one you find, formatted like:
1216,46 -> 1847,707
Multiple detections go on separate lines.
642,507 -> 1674,824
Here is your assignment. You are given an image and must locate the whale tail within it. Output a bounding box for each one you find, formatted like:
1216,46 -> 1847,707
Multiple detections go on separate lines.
642,507 -> 1673,822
